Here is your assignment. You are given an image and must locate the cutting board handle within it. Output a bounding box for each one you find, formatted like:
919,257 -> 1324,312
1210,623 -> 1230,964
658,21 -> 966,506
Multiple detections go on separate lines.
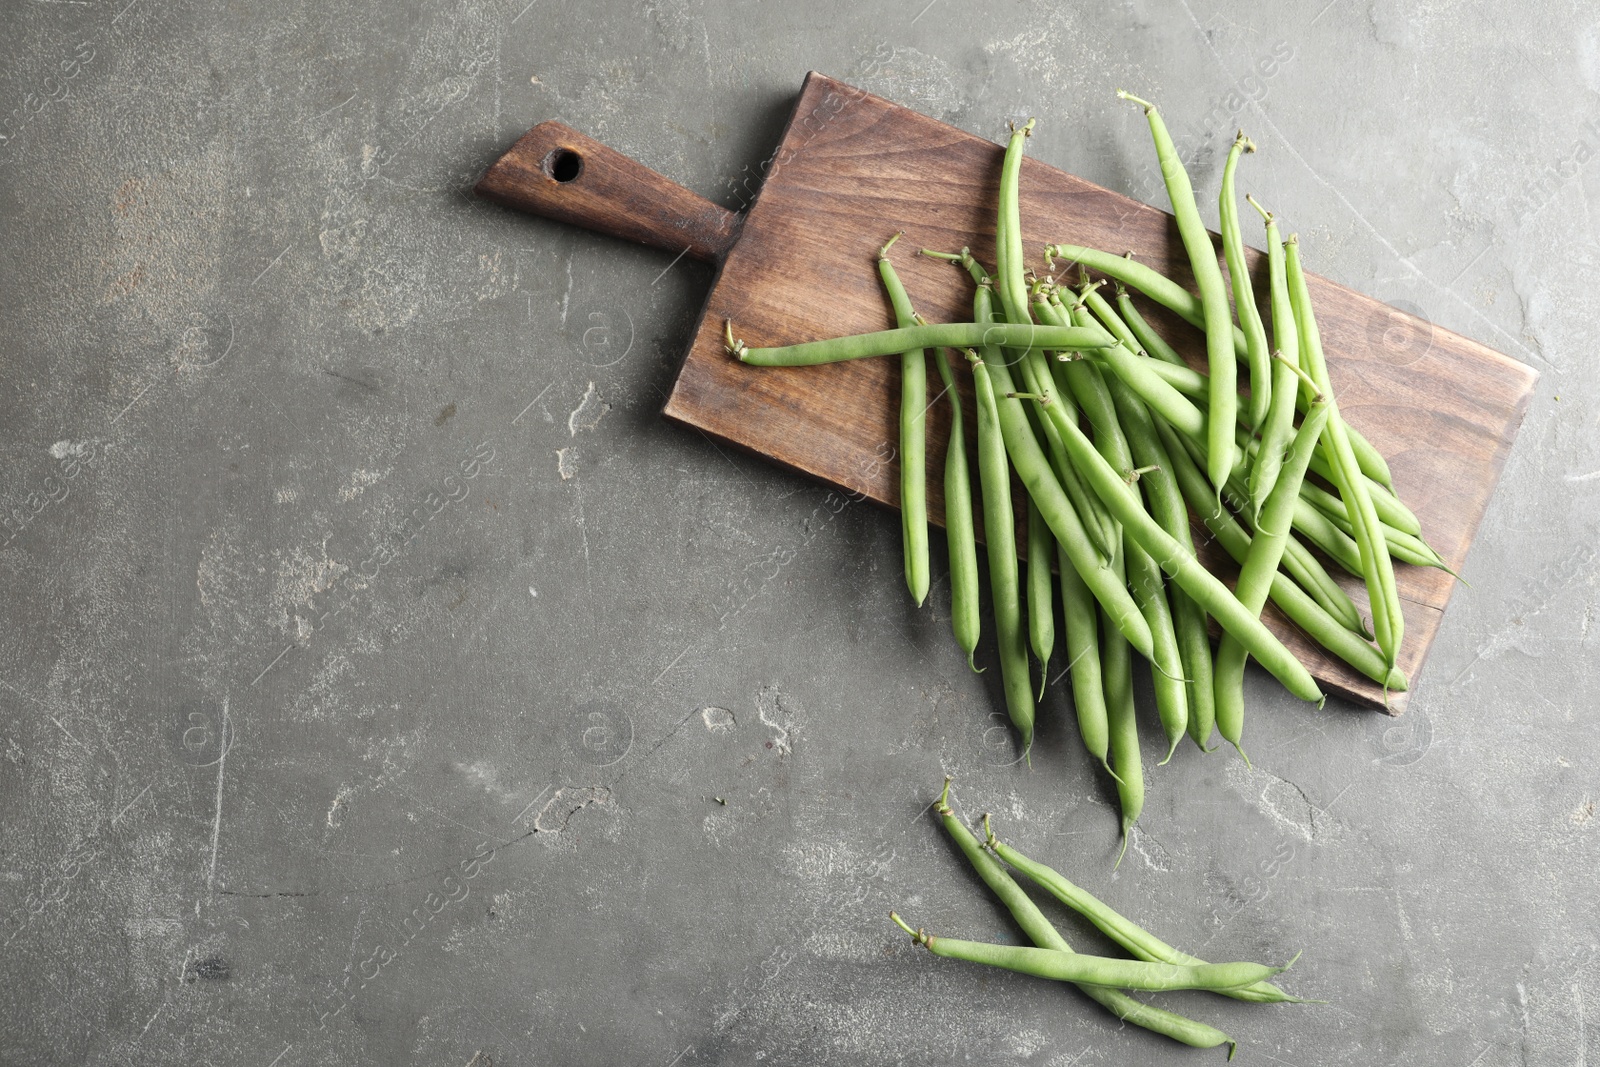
475,121 -> 739,263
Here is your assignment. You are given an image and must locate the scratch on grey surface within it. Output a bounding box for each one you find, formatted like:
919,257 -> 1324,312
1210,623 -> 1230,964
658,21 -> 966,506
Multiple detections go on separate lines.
138,999 -> 164,1037
561,256 -> 573,324
250,244 -> 292,286
206,696 -> 230,897
661,1047 -> 692,1067
556,446 -> 577,480
510,0 -> 537,22
48,715 -> 92,752
512,379 -> 554,424
652,645 -> 692,685
382,775 -> 496,839
109,376 -> 158,425
250,644 -> 294,687
265,1043 -> 291,1067
1172,0 -> 1549,370
310,93 -> 358,122
111,783 -> 152,825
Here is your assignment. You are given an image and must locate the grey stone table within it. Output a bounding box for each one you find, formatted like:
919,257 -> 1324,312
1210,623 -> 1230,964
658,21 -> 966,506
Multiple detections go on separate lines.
1,1 -> 1593,1064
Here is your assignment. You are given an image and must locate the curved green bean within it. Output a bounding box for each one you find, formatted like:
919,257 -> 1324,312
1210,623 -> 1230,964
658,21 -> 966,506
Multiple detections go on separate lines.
932,346 -> 982,669
994,118 -> 1036,330
933,782 -> 1237,1053
1245,195 -> 1302,522
1214,399 -> 1334,759
972,353 -> 1035,752
984,818 -> 1306,1005
1027,499 -> 1056,699
1118,91 -> 1236,496
892,912 -> 1286,991
1287,234 -> 1402,673
1220,132 -> 1271,430
877,233 -> 929,607
725,319 -> 1108,367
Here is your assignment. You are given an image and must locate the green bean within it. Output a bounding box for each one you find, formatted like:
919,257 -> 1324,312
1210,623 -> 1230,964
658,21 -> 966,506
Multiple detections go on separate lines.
1103,596 -> 1143,858
1116,282 -> 1187,367
1296,462 -> 1422,539
932,782 -> 1238,1054
932,346 -> 982,669
1287,234 -> 1402,673
891,912 -> 1286,991
1126,536 -> 1189,763
1027,500 -> 1056,699
1097,310 -> 1217,751
1118,91 -> 1236,497
1044,242 -> 1398,490
972,353 -> 1036,752
1220,132 -> 1271,431
1058,541 -> 1116,779
1245,195 -> 1302,522
1156,416 -> 1407,691
994,118 -> 1036,331
983,817 -> 1306,1005
724,319 -> 1108,366
998,347 -> 1323,703
877,233 -> 930,607
1214,399 -> 1334,759
980,353 -> 1155,661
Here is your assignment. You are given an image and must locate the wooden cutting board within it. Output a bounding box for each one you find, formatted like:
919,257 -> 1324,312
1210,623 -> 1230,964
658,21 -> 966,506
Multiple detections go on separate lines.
477,72 -> 1537,713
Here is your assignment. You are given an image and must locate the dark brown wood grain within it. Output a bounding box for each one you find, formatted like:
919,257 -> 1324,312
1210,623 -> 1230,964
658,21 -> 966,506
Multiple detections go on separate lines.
484,73 -> 1538,713
475,121 -> 740,263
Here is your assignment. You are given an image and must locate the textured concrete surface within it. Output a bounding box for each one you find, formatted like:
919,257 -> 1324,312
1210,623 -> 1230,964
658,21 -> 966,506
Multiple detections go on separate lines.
0,1 -> 1594,1064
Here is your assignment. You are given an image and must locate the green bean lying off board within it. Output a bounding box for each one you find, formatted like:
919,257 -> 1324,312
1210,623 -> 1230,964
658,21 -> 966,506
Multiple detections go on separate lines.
894,780 -> 1307,1056
724,97 -> 1443,841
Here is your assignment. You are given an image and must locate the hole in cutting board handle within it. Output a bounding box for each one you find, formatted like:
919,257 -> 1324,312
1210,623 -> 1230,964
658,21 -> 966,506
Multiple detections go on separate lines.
543,148 -> 583,183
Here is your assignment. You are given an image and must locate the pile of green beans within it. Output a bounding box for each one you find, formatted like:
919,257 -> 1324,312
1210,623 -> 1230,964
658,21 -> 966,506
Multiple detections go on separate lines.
888,779 -> 1305,1056
725,101 -> 1443,840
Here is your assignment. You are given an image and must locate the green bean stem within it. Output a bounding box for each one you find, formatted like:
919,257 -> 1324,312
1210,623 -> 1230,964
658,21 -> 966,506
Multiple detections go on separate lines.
1220,132 -> 1271,430
1245,196 -> 1302,521
972,354 -> 1036,752
1027,499 -> 1056,699
1155,417 -> 1406,691
1118,91 -> 1236,497
933,782 -> 1236,1053
932,346 -> 982,669
1214,399 -> 1334,758
725,319 -> 1108,367
877,233 -> 930,607
1286,234 -> 1402,672
983,818 -> 1305,1005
